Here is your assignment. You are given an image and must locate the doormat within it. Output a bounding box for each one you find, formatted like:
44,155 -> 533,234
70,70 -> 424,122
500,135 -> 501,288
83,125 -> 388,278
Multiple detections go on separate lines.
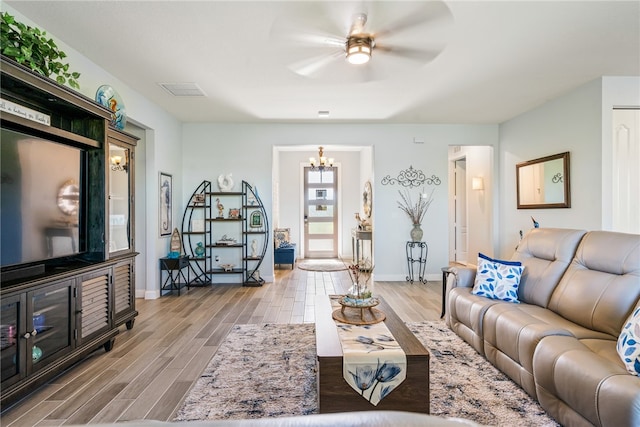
296,259 -> 347,272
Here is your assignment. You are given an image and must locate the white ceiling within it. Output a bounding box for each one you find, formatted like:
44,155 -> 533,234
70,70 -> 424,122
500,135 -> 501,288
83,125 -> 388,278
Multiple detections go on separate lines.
6,1 -> 640,124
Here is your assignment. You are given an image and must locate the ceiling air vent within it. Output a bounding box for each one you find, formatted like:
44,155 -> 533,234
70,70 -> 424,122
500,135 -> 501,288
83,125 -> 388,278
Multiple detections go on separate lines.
158,82 -> 206,97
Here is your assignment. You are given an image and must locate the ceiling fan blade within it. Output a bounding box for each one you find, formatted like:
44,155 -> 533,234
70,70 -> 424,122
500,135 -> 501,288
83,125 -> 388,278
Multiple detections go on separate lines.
373,1 -> 453,39
375,44 -> 443,63
288,50 -> 345,77
271,21 -> 345,48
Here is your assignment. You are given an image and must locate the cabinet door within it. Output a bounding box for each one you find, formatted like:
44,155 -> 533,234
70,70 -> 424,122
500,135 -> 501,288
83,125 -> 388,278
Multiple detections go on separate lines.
113,257 -> 135,327
1,294 -> 26,387
107,128 -> 137,256
29,280 -> 74,375
77,269 -> 111,344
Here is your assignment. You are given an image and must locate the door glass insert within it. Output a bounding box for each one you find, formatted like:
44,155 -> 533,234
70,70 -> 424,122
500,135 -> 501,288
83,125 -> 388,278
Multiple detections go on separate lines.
109,143 -> 130,253
31,283 -> 71,370
304,167 -> 338,258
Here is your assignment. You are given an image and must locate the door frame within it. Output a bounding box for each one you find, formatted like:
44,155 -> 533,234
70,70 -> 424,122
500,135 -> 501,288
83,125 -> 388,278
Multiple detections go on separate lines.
448,154 -> 469,265
299,162 -> 342,259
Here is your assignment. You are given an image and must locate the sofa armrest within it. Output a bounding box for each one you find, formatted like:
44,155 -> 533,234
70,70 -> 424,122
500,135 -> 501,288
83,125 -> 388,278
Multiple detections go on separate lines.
449,266 -> 477,289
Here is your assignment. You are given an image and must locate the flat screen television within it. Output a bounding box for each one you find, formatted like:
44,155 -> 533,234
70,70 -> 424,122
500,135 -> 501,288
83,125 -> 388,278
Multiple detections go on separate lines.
1,126 -> 88,278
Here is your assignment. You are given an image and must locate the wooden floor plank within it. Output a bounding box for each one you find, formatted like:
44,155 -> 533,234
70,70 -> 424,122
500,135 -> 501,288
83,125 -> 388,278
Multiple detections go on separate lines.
1,268 -> 442,423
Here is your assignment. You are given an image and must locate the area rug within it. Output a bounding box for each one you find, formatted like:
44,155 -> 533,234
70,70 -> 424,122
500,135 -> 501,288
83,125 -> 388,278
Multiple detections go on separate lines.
296,259 -> 347,272
174,322 -> 560,426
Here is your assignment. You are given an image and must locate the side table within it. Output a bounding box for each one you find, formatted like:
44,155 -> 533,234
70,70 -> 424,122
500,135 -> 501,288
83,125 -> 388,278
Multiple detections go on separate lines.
406,241 -> 428,283
159,255 -> 190,296
441,266 -> 455,318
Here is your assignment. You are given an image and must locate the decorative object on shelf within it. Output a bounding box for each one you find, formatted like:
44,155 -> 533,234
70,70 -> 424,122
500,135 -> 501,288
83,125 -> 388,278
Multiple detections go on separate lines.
250,210 -> 263,228
251,239 -> 258,257
194,242 -> 205,257
169,228 -> 182,257
247,192 -> 257,206
191,194 -> 205,205
96,84 -> 126,130
216,235 -> 237,245
215,198 -> 224,218
362,180 -> 372,219
159,172 -> 172,236
1,12 -> 81,89
32,345 -> 43,362
220,263 -> 235,272
217,173 -> 234,192
381,165 -> 441,188
397,188 -> 434,242
228,208 -> 240,219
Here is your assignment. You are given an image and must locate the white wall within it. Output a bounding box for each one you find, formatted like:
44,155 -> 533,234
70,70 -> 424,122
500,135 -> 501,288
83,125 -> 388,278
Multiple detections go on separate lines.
5,5 -> 184,299
182,124 -> 498,281
498,76 -> 640,258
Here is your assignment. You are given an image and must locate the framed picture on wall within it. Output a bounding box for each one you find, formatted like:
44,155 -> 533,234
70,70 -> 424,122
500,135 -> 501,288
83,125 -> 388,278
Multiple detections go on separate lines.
159,172 -> 172,236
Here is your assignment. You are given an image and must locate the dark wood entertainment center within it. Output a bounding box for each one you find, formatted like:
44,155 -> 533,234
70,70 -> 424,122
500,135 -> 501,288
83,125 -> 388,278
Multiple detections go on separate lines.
0,57 -> 139,410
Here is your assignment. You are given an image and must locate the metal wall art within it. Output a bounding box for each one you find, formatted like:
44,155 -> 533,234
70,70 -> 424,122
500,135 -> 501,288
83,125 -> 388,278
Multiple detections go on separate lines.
381,165 -> 441,187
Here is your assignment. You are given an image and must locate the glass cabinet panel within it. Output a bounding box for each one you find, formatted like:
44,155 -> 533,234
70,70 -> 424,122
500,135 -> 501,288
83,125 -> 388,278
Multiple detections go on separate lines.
30,281 -> 72,372
109,143 -> 131,253
1,295 -> 22,384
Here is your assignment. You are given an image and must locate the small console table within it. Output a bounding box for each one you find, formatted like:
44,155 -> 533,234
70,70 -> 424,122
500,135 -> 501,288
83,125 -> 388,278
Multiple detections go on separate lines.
352,228 -> 372,265
159,256 -> 190,296
406,241 -> 428,284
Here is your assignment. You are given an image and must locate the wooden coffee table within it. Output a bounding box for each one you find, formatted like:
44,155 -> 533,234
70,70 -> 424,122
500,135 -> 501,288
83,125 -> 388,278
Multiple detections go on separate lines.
315,295 -> 430,414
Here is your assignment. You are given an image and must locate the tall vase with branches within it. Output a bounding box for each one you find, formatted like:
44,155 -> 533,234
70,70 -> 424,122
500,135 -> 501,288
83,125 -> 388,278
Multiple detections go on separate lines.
397,188 -> 434,241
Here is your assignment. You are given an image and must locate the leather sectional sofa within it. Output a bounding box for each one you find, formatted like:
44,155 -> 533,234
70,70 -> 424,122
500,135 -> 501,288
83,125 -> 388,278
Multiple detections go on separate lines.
445,228 -> 640,427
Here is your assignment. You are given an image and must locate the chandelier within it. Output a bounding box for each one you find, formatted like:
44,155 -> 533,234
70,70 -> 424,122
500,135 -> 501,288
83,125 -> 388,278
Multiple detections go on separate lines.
309,146 -> 334,172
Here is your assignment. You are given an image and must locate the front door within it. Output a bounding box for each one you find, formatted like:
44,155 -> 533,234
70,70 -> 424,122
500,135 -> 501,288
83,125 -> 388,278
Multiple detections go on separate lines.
304,167 -> 338,258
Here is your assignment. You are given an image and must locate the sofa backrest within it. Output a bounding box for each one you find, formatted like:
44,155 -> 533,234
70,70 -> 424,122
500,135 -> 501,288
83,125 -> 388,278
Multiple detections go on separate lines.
548,231 -> 640,337
511,228 -> 587,307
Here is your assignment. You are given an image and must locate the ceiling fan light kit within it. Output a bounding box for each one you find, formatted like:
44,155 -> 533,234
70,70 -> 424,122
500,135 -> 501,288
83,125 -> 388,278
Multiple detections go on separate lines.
346,36 -> 373,65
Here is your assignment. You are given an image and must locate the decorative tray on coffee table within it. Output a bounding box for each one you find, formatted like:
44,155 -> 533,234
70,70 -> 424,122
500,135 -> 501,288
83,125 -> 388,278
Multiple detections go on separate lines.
332,296 -> 385,325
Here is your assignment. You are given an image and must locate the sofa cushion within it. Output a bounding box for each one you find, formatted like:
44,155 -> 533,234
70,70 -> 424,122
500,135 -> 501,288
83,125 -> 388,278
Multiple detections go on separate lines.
472,253 -> 523,303
548,231 -> 640,337
511,228 -> 586,307
618,305 -> 640,376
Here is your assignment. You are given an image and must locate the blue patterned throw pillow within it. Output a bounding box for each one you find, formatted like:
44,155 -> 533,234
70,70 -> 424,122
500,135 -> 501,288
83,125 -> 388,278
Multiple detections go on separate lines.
617,306 -> 640,376
471,253 -> 523,303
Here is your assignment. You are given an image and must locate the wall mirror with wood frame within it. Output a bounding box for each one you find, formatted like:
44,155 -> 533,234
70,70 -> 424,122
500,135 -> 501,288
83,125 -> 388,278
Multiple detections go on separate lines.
516,152 -> 570,209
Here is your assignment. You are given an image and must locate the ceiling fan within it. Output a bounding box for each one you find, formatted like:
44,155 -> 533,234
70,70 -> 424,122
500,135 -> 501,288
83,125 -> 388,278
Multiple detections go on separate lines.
270,1 -> 454,81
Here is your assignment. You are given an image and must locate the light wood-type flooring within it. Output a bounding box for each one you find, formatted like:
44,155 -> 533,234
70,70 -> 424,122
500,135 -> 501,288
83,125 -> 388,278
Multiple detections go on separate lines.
1,266 -> 444,426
